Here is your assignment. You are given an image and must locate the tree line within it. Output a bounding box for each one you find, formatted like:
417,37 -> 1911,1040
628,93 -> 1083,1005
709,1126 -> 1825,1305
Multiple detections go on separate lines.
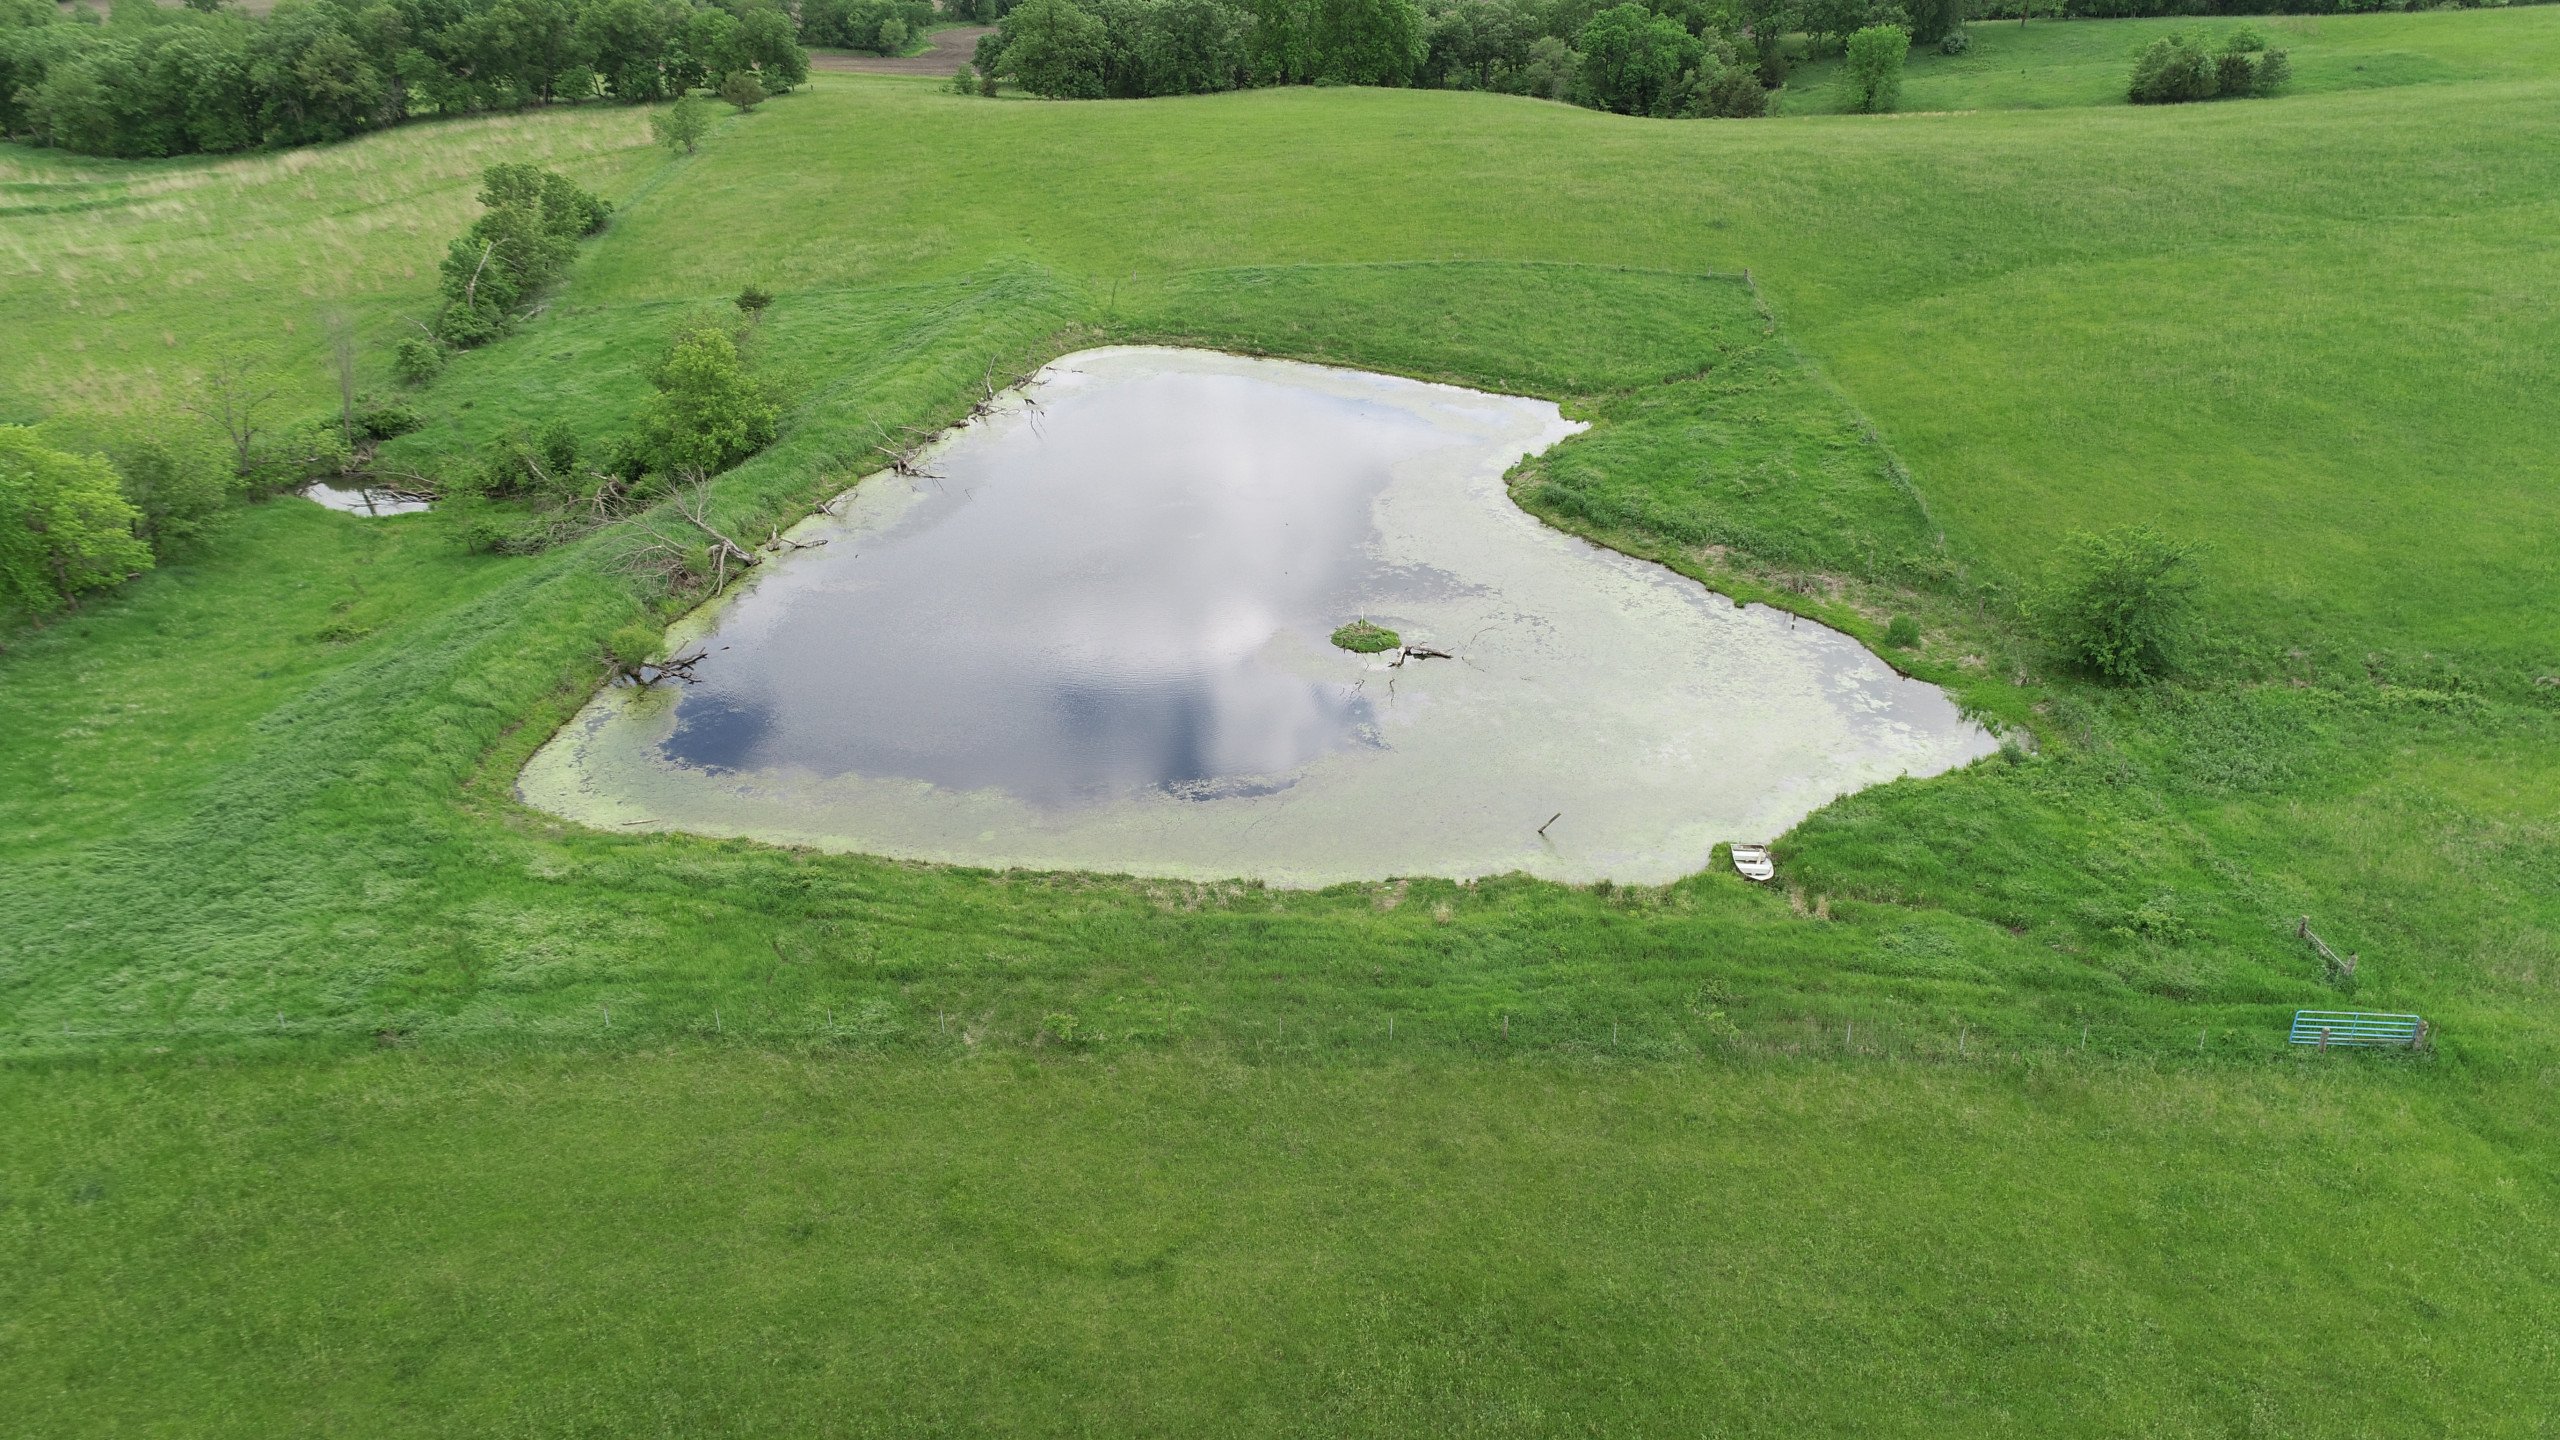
0,0 -> 807,159
963,0 -> 1968,117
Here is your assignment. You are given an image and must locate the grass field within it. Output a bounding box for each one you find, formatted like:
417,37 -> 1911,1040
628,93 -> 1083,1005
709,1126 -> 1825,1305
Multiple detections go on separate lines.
5,10 -> 2559,1432
1781,7 -> 2560,113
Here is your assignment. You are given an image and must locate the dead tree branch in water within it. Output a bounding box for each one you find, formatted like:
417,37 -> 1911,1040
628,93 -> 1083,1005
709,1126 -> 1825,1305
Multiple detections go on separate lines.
623,647 -> 708,687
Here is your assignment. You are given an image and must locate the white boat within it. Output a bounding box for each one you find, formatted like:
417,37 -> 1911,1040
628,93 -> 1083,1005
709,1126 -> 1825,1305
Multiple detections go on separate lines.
1730,844 -> 1775,882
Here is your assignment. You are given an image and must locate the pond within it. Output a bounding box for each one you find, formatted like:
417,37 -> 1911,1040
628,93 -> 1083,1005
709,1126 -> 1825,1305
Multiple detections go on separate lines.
520,348 -> 1998,885
303,482 -> 431,517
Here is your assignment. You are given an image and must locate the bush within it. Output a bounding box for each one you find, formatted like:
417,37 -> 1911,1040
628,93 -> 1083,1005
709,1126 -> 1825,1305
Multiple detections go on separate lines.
391,336 -> 446,386
735,284 -> 774,316
1884,614 -> 1921,648
2128,31 -> 2214,103
718,69 -> 766,110
355,402 -> 424,443
29,415 -> 235,560
1842,23 -> 1908,113
0,426 -> 154,613
952,60 -> 980,93
2213,48 -> 2253,97
1939,26 -> 1970,55
2254,47 -> 2289,94
2039,525 -> 2202,684
652,94 -> 712,153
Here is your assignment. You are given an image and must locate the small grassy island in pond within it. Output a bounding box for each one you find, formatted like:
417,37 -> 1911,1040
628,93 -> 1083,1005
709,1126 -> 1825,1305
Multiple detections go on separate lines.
1330,619 -> 1402,653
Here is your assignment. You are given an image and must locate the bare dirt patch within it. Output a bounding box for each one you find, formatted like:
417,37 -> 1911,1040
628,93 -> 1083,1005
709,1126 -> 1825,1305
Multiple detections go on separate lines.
810,27 -> 993,77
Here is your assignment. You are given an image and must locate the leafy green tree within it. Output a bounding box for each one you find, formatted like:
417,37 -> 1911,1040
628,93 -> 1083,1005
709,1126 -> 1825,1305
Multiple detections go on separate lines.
998,0 -> 1107,97
1124,0 -> 1250,95
1515,32 -> 1574,99
1731,0 -> 1793,85
672,4 -> 742,89
1422,0 -> 1532,91
639,323 -> 781,477
1245,0 -> 1318,83
1683,32 -> 1768,116
434,164 -> 610,346
651,91 -> 709,151
2039,525 -> 2203,684
737,5 -> 805,88
34,416 -> 233,557
1314,0 -> 1424,85
1903,0 -> 1960,47
0,426 -> 153,613
1574,3 -> 1694,115
1842,22 -> 1906,111
577,0 -> 671,100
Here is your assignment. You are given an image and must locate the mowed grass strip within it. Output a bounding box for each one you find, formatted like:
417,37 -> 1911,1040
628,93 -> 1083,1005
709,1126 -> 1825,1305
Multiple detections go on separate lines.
4,1049 -> 2555,1437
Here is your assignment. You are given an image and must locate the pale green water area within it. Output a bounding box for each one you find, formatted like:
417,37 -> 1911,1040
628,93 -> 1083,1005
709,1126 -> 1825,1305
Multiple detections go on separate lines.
521,348 -> 1998,884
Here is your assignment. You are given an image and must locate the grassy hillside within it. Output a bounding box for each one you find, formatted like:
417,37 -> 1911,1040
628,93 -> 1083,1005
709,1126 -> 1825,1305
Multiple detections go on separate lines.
4,11 -> 2559,1432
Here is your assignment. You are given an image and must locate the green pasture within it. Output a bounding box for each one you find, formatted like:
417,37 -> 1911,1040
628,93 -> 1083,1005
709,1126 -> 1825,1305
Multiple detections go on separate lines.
4,10 -> 2559,1431
7,1051 -> 2555,1435
1780,7 -> 2560,114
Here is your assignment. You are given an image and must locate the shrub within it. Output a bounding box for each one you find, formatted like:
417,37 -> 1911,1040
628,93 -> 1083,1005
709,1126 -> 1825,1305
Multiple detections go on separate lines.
30,415 -> 235,559
2222,23 -> 2266,53
718,69 -> 766,110
2039,525 -> 2202,684
952,60 -> 980,93
1843,23 -> 1909,112
1939,26 -> 1970,55
2213,48 -> 2253,97
2254,47 -> 2289,93
651,94 -> 711,153
0,426 -> 153,613
355,402 -> 424,442
391,336 -> 446,386
734,284 -> 774,316
2128,31 -> 2214,103
1884,614 -> 1921,648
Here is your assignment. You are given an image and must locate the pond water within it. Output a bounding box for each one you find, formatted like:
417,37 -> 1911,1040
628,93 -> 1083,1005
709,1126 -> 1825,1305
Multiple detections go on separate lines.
303,482 -> 431,517
520,347 -> 1998,885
